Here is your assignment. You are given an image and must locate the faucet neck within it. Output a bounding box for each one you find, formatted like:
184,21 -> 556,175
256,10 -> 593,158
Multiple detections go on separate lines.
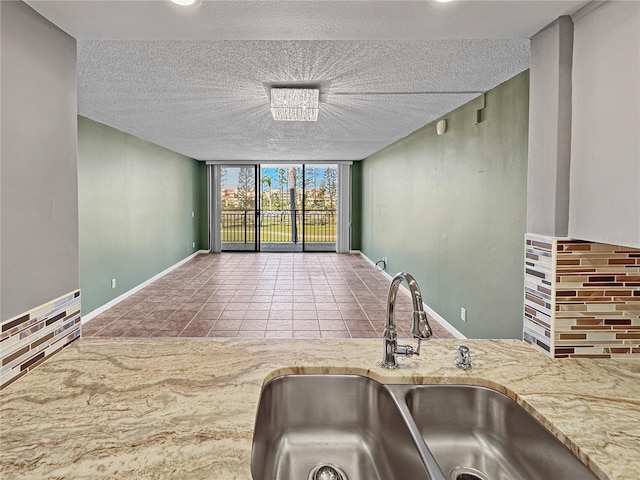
381,272 -> 433,369
386,272 -> 426,329
387,272 -> 433,340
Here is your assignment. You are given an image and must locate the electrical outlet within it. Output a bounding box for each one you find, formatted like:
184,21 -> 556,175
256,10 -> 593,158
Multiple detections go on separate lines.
460,307 -> 467,322
111,278 -> 117,289
383,256 -> 388,264
192,242 -> 196,248
191,211 -> 195,218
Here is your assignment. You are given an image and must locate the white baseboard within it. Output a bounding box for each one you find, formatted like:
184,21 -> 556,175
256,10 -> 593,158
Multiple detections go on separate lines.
82,250 -> 208,323
357,251 -> 467,339
420,301 -> 467,339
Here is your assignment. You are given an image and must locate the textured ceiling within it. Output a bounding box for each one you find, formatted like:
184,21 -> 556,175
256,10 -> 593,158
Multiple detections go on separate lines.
28,1 -> 590,162
78,39 -> 528,161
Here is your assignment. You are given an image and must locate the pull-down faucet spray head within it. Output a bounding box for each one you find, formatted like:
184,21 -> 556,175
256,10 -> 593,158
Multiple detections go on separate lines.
411,310 -> 432,356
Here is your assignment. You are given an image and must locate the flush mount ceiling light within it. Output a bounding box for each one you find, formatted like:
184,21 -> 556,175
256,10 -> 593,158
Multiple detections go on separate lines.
170,0 -> 197,5
270,88 -> 319,122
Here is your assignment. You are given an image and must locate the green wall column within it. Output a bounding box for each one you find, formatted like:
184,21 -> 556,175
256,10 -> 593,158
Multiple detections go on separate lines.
350,161 -> 363,251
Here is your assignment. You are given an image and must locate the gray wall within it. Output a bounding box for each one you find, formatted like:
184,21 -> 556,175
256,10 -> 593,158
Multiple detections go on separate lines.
361,71 -> 529,339
526,17 -> 573,237
78,116 -> 206,315
569,1 -> 640,248
1,1 -> 79,320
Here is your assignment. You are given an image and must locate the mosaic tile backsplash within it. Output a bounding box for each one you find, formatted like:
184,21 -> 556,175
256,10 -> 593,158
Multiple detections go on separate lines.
523,235 -> 554,354
524,234 -> 640,358
1,290 -> 81,389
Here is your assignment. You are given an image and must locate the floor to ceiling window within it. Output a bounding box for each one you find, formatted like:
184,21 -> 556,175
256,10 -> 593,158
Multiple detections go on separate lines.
300,164 -> 338,252
219,165 -> 259,251
211,163 -> 341,253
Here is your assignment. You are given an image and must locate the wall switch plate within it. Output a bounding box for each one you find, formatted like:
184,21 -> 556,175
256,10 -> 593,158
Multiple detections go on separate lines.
460,307 -> 467,322
111,278 -> 116,289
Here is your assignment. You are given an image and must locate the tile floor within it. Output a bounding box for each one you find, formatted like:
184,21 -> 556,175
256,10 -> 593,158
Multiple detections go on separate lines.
83,253 -> 455,340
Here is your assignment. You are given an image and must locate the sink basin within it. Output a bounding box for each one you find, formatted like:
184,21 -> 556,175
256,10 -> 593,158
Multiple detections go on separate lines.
251,375 -> 433,480
251,375 -> 598,480
405,385 -> 599,480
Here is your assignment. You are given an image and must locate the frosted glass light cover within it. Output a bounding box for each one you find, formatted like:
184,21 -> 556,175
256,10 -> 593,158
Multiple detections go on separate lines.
270,88 -> 319,121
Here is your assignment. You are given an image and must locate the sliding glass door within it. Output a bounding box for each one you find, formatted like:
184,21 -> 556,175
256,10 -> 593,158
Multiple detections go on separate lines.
214,163 -> 339,253
259,165 -> 303,252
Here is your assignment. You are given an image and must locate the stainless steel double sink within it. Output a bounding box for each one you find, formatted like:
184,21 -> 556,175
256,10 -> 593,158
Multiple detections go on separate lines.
251,375 -> 598,480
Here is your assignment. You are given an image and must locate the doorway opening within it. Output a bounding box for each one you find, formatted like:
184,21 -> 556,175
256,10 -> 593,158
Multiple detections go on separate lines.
218,164 -> 338,252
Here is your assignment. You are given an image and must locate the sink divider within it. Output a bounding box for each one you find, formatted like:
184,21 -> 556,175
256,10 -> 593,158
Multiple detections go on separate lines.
386,384 -> 449,480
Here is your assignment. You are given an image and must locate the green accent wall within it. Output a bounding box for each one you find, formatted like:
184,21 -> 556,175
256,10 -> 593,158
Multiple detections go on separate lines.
197,161 -> 209,250
360,71 -> 529,339
350,161 -> 363,250
78,116 -> 207,315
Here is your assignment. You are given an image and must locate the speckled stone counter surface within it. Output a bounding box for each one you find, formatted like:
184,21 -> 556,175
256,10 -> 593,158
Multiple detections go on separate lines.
1,339 -> 639,480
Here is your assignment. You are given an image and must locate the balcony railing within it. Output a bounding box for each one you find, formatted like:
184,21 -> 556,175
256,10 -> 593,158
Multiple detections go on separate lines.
221,210 -> 336,244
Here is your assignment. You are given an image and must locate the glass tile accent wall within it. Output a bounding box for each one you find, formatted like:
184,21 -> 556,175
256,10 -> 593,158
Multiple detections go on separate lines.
0,291 -> 81,389
524,234 -> 640,358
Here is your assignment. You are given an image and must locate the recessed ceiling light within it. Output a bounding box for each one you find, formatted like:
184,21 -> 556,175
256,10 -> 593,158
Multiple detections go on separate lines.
435,0 -> 454,3
170,0 -> 196,5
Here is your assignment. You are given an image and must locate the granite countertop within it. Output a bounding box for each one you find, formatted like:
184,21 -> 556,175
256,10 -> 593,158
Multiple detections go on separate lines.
1,338 -> 639,480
